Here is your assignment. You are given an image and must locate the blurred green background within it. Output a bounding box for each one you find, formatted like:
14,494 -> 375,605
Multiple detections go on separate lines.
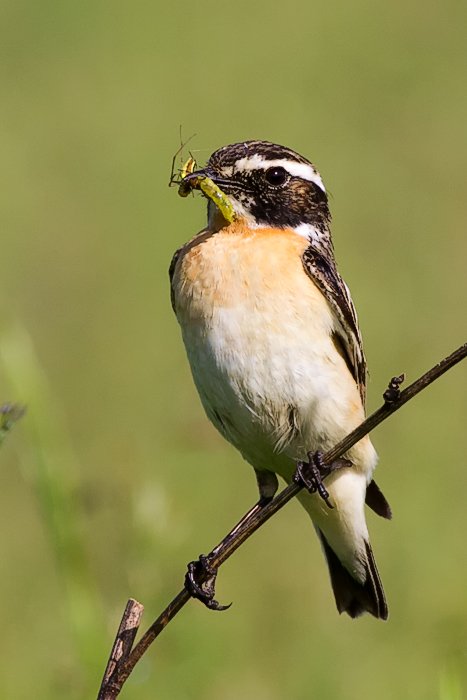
1,1 -> 466,698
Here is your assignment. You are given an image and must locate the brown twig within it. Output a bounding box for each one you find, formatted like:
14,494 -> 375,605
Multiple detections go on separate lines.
97,342 -> 467,698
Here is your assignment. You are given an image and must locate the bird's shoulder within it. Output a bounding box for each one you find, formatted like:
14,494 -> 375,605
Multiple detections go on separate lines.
301,245 -> 367,403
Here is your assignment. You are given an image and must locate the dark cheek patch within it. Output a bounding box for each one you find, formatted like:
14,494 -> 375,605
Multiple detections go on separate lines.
249,179 -> 330,230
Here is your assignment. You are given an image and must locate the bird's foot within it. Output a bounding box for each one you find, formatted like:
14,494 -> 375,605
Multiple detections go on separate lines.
294,451 -> 352,509
185,555 -> 231,611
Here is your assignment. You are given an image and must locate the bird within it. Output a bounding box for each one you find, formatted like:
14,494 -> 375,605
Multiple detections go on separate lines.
169,140 -> 391,619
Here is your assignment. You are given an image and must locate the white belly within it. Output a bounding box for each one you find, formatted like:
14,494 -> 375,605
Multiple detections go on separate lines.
173,227 -> 374,481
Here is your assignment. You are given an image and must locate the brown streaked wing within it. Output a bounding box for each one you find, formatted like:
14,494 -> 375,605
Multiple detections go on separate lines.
301,246 -> 367,404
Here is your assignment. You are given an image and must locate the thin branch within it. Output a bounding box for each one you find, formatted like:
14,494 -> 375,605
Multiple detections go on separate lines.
97,342 -> 467,698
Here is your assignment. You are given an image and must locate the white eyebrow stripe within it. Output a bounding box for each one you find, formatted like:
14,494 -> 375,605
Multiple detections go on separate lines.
234,154 -> 326,192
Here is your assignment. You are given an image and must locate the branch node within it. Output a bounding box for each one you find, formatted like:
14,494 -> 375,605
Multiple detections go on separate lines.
383,373 -> 405,404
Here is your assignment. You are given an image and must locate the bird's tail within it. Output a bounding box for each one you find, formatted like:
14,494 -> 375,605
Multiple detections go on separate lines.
317,528 -> 388,619
298,469 -> 388,620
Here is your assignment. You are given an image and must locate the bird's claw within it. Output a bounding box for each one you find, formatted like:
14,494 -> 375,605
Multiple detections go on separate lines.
294,451 -> 352,509
185,555 -> 232,611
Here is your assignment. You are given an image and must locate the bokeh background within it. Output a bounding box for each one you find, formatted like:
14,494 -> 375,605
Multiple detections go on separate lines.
1,1 -> 466,698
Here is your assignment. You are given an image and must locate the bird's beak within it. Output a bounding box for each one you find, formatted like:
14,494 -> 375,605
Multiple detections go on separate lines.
178,167 -> 219,196
178,168 -> 236,224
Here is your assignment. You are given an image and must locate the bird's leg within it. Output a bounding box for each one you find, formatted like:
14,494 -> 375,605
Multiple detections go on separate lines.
294,451 -> 352,509
185,470 -> 278,610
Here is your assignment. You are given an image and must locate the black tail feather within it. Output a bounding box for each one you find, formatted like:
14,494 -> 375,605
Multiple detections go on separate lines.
318,529 -> 388,620
365,479 -> 392,520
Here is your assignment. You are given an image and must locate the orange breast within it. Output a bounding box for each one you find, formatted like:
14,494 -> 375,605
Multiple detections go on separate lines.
172,221 -> 324,320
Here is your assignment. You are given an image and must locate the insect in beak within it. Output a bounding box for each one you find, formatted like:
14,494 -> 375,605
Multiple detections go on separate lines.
178,157 -> 236,224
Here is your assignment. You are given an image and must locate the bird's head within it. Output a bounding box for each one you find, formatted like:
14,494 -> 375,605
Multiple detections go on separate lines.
180,140 -> 332,247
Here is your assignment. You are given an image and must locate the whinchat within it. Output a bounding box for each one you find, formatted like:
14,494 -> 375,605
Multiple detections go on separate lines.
170,140 -> 390,619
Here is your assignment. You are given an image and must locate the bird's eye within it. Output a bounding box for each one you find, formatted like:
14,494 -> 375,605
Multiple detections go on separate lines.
264,166 -> 288,186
